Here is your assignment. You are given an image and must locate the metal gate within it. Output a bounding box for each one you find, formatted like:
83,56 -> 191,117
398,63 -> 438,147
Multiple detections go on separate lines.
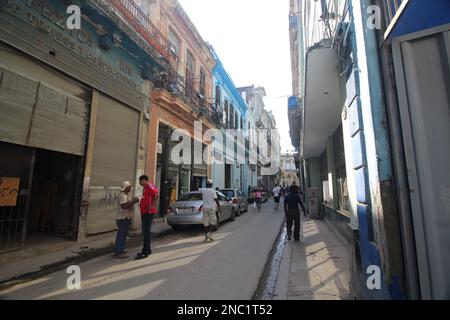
0,146 -> 35,253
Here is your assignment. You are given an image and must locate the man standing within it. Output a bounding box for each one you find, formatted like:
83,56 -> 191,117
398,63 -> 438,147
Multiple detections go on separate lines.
135,175 -> 159,260
284,186 -> 303,242
115,181 -> 139,259
272,184 -> 281,210
199,180 -> 222,242
291,181 -> 299,195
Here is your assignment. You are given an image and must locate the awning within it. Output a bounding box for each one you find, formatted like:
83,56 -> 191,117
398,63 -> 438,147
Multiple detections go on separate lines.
302,42 -> 343,158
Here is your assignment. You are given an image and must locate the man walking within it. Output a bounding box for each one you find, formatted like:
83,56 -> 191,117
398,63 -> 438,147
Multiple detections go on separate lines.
199,180 -> 222,242
272,184 -> 281,210
284,186 -> 303,242
135,175 -> 159,260
115,181 -> 139,259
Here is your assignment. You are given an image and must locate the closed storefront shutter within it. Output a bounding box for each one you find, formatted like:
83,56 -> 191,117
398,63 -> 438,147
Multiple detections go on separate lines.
0,46 -> 90,156
87,93 -> 139,235
0,67 -> 37,145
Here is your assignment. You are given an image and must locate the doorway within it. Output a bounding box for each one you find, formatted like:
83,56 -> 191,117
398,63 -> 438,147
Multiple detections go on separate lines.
27,149 -> 83,239
0,143 -> 83,252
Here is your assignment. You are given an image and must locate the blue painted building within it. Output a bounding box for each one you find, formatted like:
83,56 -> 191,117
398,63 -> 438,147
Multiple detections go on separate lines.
289,0 -> 450,299
208,45 -> 250,193
379,0 -> 450,299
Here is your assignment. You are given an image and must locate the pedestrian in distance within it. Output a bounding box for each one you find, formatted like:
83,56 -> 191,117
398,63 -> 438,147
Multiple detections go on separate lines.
255,188 -> 262,211
290,181 -> 300,196
272,184 -> 281,210
284,186 -> 303,242
114,181 -> 139,259
135,175 -> 159,260
199,180 -> 222,242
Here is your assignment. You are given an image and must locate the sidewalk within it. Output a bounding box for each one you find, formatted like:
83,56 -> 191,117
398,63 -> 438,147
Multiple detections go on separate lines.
274,218 -> 350,300
0,218 -> 172,288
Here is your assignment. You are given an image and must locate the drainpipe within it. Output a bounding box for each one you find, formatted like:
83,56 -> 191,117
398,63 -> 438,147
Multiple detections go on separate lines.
374,0 -> 420,300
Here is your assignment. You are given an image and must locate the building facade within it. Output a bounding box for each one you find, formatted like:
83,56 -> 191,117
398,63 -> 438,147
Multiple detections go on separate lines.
288,0 -> 450,299
238,85 -> 280,192
138,0 -> 219,217
209,45 -> 248,192
280,153 -> 300,188
0,0 -> 166,251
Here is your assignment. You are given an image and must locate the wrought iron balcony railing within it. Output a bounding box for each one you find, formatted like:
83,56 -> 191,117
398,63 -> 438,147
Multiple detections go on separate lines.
109,0 -> 169,59
153,66 -> 222,127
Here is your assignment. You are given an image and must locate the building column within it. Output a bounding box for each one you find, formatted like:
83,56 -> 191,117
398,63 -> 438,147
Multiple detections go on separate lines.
78,90 -> 99,241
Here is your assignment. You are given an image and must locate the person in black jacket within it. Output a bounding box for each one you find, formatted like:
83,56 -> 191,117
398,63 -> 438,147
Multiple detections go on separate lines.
284,186 -> 303,242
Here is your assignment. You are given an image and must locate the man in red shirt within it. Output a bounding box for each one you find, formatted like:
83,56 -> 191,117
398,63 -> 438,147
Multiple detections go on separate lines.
135,175 -> 159,260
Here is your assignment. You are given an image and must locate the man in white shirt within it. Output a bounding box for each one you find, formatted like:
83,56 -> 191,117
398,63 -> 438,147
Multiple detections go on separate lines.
115,181 -> 139,259
273,185 -> 281,210
199,180 -> 222,242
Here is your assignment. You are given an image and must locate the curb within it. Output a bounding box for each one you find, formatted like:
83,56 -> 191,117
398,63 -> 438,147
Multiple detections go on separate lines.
0,227 -> 173,291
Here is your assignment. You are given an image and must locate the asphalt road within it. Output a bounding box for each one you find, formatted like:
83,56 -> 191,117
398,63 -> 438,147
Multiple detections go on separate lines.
0,200 -> 284,300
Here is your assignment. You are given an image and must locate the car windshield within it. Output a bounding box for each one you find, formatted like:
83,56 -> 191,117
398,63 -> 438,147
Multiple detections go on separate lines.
220,190 -> 235,198
177,193 -> 202,201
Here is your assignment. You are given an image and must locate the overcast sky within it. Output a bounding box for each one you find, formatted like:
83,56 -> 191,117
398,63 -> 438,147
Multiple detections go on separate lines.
178,0 -> 294,152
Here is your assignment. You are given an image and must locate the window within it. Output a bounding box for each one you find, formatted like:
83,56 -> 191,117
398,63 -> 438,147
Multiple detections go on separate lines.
224,100 -> 229,125
215,85 -> 221,109
320,150 -> 331,203
333,125 -> 349,212
168,29 -> 180,60
178,193 -> 202,201
219,190 -> 235,198
199,68 -> 206,97
230,104 -> 235,129
186,51 -> 194,87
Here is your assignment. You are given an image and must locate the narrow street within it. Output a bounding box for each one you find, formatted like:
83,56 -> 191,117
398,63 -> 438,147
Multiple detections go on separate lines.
1,0 -> 448,303
0,202 -> 284,300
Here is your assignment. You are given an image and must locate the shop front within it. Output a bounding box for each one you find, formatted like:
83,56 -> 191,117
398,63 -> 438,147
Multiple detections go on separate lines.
147,89 -> 216,216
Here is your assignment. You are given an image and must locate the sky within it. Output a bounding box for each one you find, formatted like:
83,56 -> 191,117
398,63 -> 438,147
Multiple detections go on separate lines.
178,0 -> 294,152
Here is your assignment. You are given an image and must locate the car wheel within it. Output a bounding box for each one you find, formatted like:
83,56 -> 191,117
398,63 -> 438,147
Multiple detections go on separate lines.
216,213 -> 221,225
230,208 -> 236,221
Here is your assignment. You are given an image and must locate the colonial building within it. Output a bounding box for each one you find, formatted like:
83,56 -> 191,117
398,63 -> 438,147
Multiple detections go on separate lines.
138,0 -> 219,216
0,0 -> 166,251
238,85 -> 280,192
280,153 -> 299,188
209,45 -> 248,191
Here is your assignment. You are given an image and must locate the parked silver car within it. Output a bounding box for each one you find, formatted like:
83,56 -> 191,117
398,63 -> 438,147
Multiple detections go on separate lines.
219,189 -> 249,216
166,191 -> 236,230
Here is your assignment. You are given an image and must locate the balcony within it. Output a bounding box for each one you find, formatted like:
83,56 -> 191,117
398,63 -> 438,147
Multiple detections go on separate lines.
153,66 -> 221,128
109,0 -> 169,59
303,42 -> 343,158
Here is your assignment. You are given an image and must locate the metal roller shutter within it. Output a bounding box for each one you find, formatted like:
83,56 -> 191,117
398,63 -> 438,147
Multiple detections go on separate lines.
0,58 -> 89,156
86,93 -> 139,235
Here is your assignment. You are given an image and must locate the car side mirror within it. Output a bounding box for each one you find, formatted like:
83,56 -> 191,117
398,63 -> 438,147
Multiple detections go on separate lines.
227,197 -> 232,202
